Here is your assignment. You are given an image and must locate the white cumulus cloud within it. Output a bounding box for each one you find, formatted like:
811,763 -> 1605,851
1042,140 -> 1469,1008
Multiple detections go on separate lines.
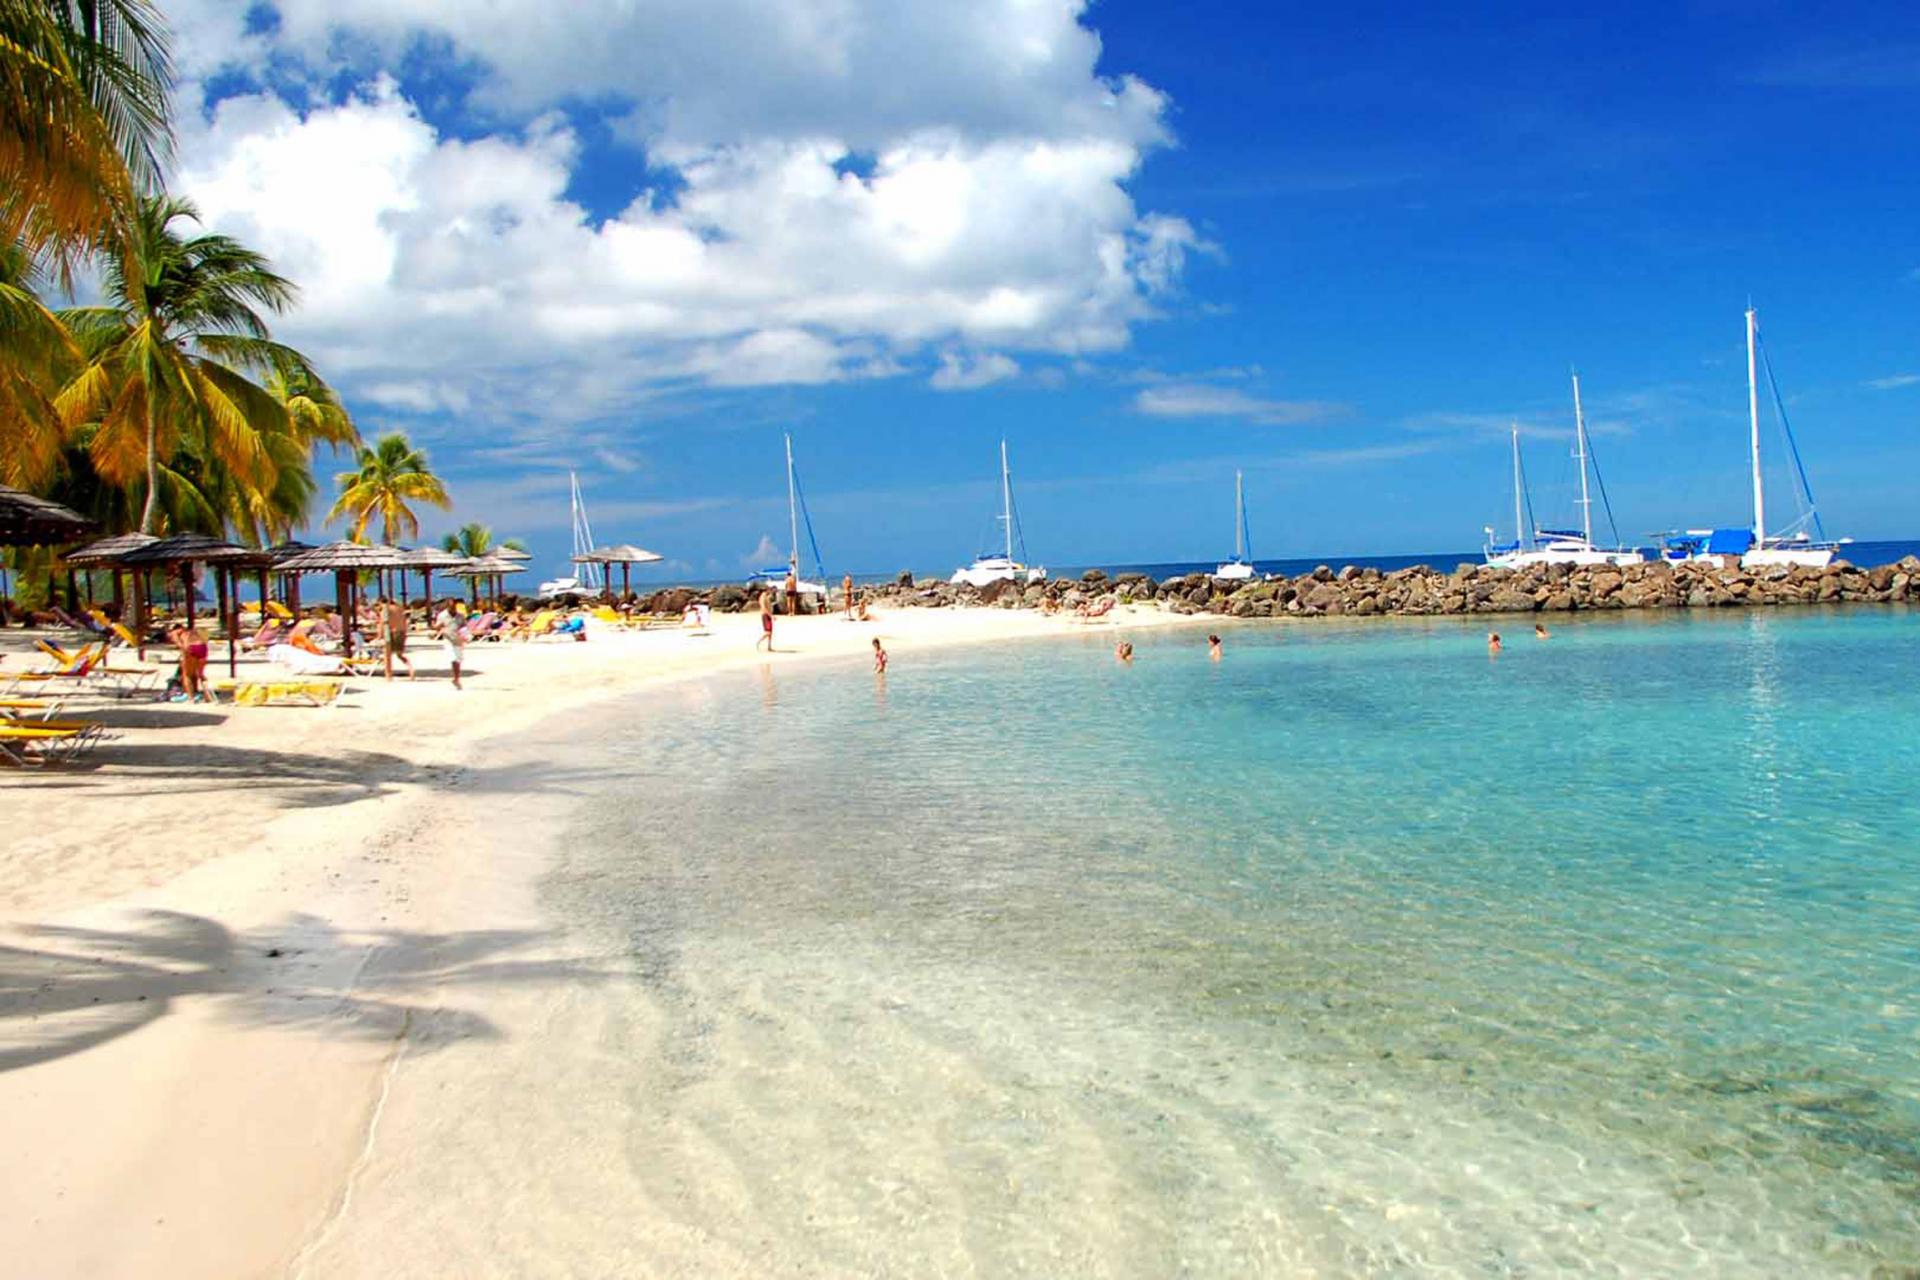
162,1 -> 1201,432
1133,384 -> 1346,426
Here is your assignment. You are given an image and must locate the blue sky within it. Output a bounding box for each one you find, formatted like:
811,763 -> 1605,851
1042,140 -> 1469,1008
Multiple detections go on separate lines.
167,0 -> 1920,580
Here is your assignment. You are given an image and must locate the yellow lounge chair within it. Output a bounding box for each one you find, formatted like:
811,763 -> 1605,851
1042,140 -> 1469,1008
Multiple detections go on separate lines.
0,722 -> 103,766
207,677 -> 343,707
265,600 -> 294,621
0,696 -> 67,721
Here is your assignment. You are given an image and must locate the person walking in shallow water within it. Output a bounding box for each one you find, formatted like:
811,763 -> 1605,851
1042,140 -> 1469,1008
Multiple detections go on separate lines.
757,589 -> 776,652
872,636 -> 888,673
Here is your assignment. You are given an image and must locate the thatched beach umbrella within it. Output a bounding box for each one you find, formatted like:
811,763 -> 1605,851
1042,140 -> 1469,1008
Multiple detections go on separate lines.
62,532 -> 158,624
0,486 -> 97,611
264,540 -> 314,614
122,534 -> 273,676
276,541 -> 412,657
447,555 -> 525,608
573,543 -> 664,600
0,485 -> 95,546
405,546 -> 467,608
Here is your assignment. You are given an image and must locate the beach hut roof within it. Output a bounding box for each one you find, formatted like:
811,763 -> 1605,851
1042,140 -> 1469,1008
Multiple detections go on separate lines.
120,533 -> 272,566
61,531 -> 159,567
266,539 -> 316,564
404,546 -> 469,567
274,540 -> 412,571
574,543 -> 664,564
0,485 -> 96,546
492,545 -> 533,560
446,555 -> 528,576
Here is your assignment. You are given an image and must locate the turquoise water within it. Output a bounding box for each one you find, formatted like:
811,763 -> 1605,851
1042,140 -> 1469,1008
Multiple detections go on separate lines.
550,608 -> 1920,1275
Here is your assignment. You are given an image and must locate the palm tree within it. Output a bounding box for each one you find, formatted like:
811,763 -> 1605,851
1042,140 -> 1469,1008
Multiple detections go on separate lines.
328,432 -> 450,544
0,240 -> 77,487
442,521 -> 494,558
56,194 -> 297,532
1,0 -> 174,270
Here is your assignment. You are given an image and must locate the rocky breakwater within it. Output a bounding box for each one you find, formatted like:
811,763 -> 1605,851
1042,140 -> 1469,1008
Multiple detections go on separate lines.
623,557 -> 1920,622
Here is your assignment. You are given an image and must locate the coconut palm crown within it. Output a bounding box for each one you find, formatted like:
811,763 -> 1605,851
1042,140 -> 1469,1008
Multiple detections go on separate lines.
328,431 -> 451,545
56,194 -> 299,532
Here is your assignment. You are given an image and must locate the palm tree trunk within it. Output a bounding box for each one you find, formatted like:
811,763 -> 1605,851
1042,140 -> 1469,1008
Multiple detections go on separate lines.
139,391 -> 160,533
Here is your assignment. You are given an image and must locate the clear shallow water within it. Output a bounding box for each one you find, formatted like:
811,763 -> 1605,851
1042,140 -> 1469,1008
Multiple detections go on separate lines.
547,608 -> 1920,1276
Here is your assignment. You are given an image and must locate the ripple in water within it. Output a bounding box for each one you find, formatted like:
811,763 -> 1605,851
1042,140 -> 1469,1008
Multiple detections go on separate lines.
545,609 -> 1920,1275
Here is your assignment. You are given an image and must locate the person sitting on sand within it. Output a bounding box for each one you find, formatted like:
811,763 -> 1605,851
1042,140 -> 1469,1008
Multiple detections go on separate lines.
1488,632 -> 1502,654
857,597 -> 873,623
1534,623 -> 1550,640
872,636 -> 888,673
1208,634 -> 1222,661
1115,640 -> 1134,663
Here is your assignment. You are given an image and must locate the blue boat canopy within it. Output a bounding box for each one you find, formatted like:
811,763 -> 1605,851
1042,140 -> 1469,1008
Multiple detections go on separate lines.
1706,528 -> 1754,555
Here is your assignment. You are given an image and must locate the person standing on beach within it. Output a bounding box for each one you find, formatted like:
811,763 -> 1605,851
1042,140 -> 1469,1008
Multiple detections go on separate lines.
872,636 -> 888,673
435,604 -> 466,689
843,573 -> 855,619
784,566 -> 799,616
380,596 -> 415,682
757,589 -> 776,652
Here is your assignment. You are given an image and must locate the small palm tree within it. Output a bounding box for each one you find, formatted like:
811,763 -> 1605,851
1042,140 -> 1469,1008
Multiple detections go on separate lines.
442,521 -> 493,558
328,432 -> 450,544
57,194 -> 297,532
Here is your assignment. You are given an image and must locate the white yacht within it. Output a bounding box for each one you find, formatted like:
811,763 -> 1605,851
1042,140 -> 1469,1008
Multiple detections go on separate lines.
952,440 -> 1047,587
1485,375 -> 1643,569
1213,470 -> 1256,581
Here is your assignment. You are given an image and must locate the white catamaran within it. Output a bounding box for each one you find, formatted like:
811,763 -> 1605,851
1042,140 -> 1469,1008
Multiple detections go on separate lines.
952,440 -> 1046,588
1213,469 -> 1256,581
1660,309 -> 1848,568
1485,375 -> 1643,569
750,433 -> 828,597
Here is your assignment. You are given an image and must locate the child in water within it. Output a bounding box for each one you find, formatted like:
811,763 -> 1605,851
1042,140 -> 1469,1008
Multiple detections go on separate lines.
1488,632 -> 1503,654
1208,634 -> 1222,661
871,636 -> 888,673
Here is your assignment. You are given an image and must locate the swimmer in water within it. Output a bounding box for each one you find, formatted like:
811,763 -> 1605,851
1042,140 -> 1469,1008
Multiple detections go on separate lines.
1534,622 -> 1550,640
1115,640 -> 1134,663
1488,631 -> 1502,654
1207,634 -> 1222,661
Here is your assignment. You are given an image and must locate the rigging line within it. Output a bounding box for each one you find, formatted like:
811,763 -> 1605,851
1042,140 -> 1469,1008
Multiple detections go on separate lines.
1517,445 -> 1538,544
1586,437 -> 1625,548
1006,474 -> 1030,564
789,461 -> 827,582
1756,332 -> 1827,543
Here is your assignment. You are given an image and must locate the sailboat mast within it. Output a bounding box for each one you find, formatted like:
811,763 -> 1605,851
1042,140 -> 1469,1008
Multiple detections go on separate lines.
569,470 -> 600,589
1571,372 -> 1592,545
1000,439 -> 1014,563
1234,470 -> 1245,560
1511,426 -> 1526,551
1747,307 -> 1765,544
785,432 -> 800,576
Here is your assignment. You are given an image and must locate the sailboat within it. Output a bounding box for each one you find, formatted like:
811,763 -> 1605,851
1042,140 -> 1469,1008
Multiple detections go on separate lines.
1213,470 -> 1256,580
1485,375 -> 1643,568
750,433 -> 829,598
538,470 -> 597,597
952,440 -> 1047,587
1660,310 -> 1848,568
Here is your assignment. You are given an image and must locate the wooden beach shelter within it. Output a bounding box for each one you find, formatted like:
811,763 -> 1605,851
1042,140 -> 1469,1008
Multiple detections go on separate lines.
275,541 -> 412,657
0,485 -> 98,609
60,532 -> 158,640
404,546 -> 467,609
447,555 -> 525,608
120,534 -> 272,678
573,544 -> 663,601
265,540 -> 314,615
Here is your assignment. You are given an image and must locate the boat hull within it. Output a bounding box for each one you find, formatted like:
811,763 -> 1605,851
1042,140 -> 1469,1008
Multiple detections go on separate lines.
1742,546 -> 1836,570
951,559 -> 1046,588
1212,561 -> 1255,581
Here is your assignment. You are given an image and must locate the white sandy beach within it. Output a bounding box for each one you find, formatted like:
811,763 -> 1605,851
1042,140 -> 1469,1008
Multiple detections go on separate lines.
0,603 -> 1202,1278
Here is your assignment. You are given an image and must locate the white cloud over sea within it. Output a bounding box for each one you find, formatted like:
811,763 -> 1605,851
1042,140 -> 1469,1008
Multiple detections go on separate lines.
162,0 -> 1200,431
